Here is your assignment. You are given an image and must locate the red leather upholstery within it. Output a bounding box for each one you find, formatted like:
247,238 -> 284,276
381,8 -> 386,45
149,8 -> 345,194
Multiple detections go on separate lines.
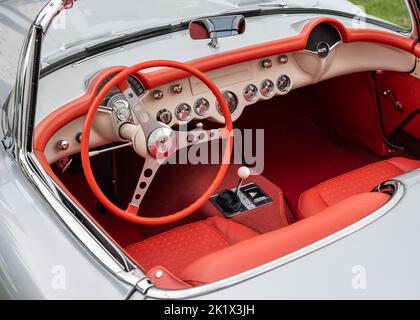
125,217 -> 258,277
180,192 -> 390,286
298,157 -> 420,218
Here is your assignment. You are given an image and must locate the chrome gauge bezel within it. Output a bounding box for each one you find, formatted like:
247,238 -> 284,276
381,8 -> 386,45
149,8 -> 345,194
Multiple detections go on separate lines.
216,91 -> 239,115
156,109 -> 173,124
194,98 -> 210,116
243,84 -> 258,102
277,74 -> 292,93
260,79 -> 275,97
175,103 -> 192,121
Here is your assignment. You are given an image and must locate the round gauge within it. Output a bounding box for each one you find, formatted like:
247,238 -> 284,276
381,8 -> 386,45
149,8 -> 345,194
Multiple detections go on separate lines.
277,75 -> 291,93
175,103 -> 192,121
243,84 -> 258,102
216,91 -> 238,115
260,79 -> 275,97
194,98 -> 210,116
157,109 -> 173,124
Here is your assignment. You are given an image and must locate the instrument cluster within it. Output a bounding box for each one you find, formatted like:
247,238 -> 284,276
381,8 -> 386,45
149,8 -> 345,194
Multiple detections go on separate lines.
141,54 -> 294,126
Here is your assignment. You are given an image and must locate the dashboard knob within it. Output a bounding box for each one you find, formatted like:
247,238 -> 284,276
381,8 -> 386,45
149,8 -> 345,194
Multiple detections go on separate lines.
157,109 -> 173,124
152,90 -> 164,100
279,55 -> 288,64
57,139 -> 70,151
261,58 -> 272,69
172,84 -> 183,94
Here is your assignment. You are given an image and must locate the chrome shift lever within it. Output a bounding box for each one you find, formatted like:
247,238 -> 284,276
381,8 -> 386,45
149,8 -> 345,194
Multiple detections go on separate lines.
236,166 -> 251,195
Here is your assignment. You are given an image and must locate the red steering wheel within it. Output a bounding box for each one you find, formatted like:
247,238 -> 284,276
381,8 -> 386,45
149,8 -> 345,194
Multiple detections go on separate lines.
81,60 -> 233,225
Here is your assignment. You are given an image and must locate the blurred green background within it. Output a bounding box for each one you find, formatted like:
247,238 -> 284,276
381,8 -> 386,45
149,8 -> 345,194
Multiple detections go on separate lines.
350,0 -> 411,29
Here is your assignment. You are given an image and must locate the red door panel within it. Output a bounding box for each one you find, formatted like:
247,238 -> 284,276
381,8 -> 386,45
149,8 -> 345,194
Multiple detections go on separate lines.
375,71 -> 420,139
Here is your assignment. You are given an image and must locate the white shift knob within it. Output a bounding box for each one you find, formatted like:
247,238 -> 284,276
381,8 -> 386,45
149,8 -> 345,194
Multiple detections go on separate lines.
237,166 -> 251,180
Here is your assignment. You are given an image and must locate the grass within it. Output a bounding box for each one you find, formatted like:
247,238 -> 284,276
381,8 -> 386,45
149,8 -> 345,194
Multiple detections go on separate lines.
350,0 -> 411,29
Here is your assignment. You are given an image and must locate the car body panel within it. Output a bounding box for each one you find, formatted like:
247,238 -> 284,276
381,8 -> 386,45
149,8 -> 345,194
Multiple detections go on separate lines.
0,146 -> 136,299
0,0 -> 419,299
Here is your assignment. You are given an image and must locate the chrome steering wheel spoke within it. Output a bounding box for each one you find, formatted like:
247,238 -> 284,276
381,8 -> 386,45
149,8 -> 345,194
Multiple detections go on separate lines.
128,156 -> 161,213
120,85 -> 162,137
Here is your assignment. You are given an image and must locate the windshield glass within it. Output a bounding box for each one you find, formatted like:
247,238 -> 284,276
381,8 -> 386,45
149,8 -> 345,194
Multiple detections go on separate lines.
42,0 -> 412,63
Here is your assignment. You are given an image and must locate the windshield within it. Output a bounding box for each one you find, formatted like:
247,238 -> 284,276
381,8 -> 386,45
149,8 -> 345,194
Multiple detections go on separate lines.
42,0 -> 412,64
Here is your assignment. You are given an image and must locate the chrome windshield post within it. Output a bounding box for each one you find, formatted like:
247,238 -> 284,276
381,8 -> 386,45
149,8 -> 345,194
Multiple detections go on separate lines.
12,0 -> 74,155
9,0 -> 142,284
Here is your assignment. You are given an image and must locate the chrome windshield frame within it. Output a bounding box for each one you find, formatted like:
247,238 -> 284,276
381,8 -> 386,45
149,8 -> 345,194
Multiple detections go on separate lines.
5,0 -> 146,292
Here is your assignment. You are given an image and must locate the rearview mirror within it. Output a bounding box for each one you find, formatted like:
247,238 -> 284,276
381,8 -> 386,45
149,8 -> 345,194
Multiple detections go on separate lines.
189,15 -> 246,48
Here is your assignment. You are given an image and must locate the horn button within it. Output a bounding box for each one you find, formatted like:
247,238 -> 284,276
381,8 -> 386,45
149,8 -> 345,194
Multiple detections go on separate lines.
147,127 -> 177,159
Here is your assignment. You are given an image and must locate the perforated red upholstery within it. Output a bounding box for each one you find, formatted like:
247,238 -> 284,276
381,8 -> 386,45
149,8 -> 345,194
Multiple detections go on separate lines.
298,157 -> 420,218
125,216 -> 258,276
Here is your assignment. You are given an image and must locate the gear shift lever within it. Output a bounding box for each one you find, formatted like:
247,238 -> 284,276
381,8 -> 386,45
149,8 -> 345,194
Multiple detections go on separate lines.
215,166 -> 250,214
236,166 -> 251,195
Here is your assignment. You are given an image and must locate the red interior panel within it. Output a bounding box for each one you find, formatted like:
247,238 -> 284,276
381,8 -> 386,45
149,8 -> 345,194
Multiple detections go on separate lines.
375,71 -> 420,137
315,72 -> 389,156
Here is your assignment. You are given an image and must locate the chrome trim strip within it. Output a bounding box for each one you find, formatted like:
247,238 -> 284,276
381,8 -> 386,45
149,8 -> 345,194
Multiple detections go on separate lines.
405,0 -> 417,39
71,47 -> 125,67
145,181 -> 405,299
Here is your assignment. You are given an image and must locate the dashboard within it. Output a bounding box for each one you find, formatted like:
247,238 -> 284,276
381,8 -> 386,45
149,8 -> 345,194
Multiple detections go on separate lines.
105,42 -> 415,128
36,20 -> 417,165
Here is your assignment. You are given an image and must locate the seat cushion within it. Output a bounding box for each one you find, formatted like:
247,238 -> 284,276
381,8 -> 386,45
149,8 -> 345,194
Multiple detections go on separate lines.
125,217 -> 258,277
298,157 -> 420,218
181,192 -> 390,286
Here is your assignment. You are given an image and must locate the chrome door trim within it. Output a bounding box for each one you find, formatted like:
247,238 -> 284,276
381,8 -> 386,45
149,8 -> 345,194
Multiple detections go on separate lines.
145,181 -> 405,299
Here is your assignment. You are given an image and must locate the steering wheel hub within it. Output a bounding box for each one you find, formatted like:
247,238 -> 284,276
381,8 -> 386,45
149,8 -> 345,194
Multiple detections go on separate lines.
147,127 -> 177,159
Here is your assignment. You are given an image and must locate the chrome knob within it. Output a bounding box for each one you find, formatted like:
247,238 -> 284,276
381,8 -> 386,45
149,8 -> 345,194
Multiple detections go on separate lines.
261,58 -> 272,69
57,139 -> 69,151
152,90 -> 164,100
172,84 -> 183,94
279,55 -> 288,64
